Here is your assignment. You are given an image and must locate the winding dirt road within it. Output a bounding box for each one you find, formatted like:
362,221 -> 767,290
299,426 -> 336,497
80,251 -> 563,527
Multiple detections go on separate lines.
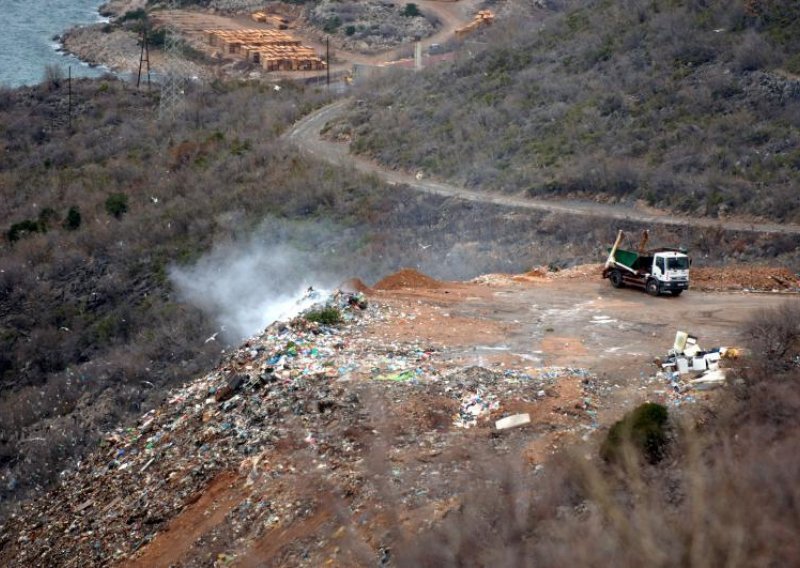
287,99 -> 800,236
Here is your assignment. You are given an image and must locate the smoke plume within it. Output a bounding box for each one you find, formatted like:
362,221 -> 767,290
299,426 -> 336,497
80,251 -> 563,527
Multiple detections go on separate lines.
169,222 -> 354,341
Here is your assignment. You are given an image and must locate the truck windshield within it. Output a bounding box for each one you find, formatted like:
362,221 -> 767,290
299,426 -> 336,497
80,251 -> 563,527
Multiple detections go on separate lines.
667,257 -> 690,270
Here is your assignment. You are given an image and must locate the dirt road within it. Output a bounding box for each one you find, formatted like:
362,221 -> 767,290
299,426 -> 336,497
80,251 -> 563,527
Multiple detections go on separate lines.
369,274 -> 788,376
287,100 -> 800,236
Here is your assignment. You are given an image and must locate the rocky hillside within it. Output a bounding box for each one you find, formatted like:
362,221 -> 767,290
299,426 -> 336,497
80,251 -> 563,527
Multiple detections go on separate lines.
309,0 -> 439,51
330,0 -> 800,222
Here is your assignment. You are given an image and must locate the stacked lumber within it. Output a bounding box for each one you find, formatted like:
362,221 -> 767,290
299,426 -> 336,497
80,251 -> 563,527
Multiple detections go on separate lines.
206,29 -> 300,55
254,46 -> 326,71
250,11 -> 290,29
205,29 -> 325,71
455,9 -> 495,37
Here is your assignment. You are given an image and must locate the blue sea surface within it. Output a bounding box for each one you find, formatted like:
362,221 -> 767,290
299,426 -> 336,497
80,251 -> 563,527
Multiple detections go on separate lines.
0,0 -> 107,88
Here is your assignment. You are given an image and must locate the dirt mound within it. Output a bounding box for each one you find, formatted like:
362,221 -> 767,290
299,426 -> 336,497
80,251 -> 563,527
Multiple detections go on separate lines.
548,263 -> 603,279
373,268 -> 444,290
339,277 -> 371,293
693,266 -> 798,291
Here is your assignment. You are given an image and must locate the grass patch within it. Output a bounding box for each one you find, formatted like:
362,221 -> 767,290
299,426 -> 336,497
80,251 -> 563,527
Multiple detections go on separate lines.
304,306 -> 343,325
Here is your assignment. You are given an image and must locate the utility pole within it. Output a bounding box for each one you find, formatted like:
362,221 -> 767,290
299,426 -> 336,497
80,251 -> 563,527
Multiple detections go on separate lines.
67,66 -> 72,129
326,37 -> 330,87
137,26 -> 151,89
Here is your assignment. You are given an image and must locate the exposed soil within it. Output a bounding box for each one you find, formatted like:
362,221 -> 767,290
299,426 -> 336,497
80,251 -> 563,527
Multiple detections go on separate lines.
692,265 -> 799,291
372,267 -> 445,290
126,471 -> 248,568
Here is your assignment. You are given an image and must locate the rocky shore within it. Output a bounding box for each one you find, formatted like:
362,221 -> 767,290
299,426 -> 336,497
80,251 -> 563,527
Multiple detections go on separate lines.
58,0 -> 146,75
61,25 -> 142,75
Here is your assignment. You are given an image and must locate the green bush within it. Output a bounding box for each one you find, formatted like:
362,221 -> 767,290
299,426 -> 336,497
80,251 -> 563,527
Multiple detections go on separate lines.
63,207 -> 81,231
147,28 -> 168,48
402,3 -> 421,17
323,16 -> 341,34
345,25 -> 356,36
119,8 -> 147,22
304,306 -> 342,325
105,193 -> 129,219
7,220 -> 41,243
785,53 -> 800,75
601,402 -> 669,464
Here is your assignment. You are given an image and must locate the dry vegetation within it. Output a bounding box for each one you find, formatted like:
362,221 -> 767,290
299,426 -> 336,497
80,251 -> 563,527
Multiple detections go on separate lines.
332,0 -> 800,222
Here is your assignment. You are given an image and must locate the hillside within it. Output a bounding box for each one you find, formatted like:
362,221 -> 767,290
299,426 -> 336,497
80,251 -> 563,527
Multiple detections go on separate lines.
12,75 -> 785,517
329,0 -> 800,222
1,271 -> 799,566
1,0 -> 800,563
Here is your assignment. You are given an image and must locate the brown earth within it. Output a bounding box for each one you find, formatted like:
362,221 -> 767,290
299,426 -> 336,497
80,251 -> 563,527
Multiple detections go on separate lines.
692,265 -> 798,291
372,267 -> 446,290
125,471 -> 248,568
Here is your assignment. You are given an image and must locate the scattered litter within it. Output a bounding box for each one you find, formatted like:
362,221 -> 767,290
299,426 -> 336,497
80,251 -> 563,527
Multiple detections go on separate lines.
651,331 -> 740,404
690,369 -> 727,390
0,287 -> 599,567
495,413 -> 531,430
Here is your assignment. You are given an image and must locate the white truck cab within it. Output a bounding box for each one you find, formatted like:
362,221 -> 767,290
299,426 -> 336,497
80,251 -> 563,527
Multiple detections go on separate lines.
649,251 -> 690,294
603,230 -> 691,296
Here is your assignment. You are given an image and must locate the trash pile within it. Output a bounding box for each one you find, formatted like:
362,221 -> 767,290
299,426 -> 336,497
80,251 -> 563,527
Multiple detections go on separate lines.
0,290 -> 598,568
651,331 -> 740,405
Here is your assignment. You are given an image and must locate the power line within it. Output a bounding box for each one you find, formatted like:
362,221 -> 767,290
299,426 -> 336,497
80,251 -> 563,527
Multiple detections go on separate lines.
158,31 -> 186,121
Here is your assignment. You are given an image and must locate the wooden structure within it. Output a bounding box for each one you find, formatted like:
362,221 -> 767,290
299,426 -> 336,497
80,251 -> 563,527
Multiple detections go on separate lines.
455,9 -> 495,37
250,11 -> 290,29
205,29 -> 326,71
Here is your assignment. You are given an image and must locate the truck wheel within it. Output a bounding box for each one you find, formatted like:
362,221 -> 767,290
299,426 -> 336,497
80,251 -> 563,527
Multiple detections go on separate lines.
610,270 -> 624,288
672,289 -> 683,297
646,279 -> 660,296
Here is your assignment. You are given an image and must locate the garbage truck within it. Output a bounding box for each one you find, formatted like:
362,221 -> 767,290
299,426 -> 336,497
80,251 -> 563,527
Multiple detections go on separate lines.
602,230 -> 690,296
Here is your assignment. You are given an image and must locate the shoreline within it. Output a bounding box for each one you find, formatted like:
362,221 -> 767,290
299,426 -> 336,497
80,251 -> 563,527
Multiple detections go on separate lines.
57,0 -> 146,76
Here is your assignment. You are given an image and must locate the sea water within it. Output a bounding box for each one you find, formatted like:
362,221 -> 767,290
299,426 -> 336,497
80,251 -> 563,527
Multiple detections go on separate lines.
0,0 -> 107,88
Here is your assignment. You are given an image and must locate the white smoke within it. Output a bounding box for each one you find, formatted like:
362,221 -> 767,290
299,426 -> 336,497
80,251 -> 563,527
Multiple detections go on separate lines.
169,228 -> 349,341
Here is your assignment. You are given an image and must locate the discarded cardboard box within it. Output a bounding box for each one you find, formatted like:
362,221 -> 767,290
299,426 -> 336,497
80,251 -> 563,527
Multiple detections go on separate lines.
692,357 -> 707,371
495,413 -> 531,430
690,369 -> 726,390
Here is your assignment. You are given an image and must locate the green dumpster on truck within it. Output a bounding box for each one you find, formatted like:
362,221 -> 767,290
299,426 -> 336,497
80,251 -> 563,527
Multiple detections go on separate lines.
602,230 -> 690,296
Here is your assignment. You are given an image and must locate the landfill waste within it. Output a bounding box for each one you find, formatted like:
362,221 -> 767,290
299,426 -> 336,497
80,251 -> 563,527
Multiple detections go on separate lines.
496,413 -> 531,430
650,331 -> 739,405
0,289 -> 598,568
